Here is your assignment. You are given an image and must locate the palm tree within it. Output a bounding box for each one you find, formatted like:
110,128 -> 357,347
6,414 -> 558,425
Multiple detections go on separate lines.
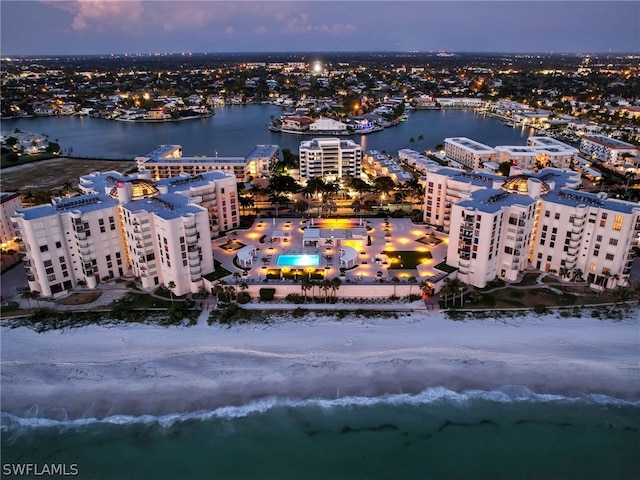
301,276 -> 312,302
468,290 -> 483,304
21,290 -> 35,308
61,180 -> 74,198
407,276 -> 417,300
391,276 -> 400,297
232,272 -> 242,298
167,281 -> 176,305
330,277 -> 341,300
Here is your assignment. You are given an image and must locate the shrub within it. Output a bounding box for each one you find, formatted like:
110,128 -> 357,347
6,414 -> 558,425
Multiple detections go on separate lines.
533,304 -> 547,315
285,293 -> 304,304
259,288 -> 276,301
237,292 -> 251,304
292,307 -> 306,318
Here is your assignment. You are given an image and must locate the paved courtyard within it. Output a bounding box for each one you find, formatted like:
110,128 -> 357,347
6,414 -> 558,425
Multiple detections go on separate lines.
212,217 -> 450,288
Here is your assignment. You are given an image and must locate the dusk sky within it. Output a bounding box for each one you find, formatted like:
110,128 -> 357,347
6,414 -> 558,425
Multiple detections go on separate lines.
1,1 -> 638,56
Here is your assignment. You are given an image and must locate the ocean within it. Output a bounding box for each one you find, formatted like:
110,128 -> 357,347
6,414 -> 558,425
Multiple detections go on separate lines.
2,386 -> 638,480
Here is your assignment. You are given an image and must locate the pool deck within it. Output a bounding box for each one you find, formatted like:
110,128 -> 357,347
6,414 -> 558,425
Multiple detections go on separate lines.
212,218 -> 450,287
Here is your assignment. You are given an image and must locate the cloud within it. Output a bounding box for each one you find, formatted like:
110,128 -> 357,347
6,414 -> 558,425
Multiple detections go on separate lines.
279,11 -> 357,36
62,0 -> 145,32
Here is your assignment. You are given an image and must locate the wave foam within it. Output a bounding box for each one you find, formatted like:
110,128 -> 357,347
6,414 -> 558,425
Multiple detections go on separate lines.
2,386 -> 638,433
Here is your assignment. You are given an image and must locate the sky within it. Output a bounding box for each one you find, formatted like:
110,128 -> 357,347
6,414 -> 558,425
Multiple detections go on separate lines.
1,1 -> 638,56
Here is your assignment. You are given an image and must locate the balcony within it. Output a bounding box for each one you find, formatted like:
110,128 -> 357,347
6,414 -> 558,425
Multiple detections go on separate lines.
567,246 -> 579,257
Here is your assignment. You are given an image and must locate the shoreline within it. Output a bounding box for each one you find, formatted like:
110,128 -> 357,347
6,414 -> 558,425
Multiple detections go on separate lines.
2,310 -> 639,421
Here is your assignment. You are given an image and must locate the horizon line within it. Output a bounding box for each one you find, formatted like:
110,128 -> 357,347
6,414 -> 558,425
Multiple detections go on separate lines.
4,50 -> 639,59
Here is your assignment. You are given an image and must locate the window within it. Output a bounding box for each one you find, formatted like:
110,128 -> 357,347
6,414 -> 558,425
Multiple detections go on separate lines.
609,238 -> 618,246
596,235 -> 603,242
605,253 -> 615,261
554,213 -> 560,220
44,259 -> 53,267
55,241 -> 62,249
40,245 -> 49,252
613,215 -> 623,231
590,263 -> 596,271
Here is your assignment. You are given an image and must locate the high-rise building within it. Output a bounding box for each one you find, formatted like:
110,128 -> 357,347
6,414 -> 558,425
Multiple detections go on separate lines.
423,166 -> 640,289
12,171 -> 238,298
299,138 -> 362,181
1,192 -> 21,245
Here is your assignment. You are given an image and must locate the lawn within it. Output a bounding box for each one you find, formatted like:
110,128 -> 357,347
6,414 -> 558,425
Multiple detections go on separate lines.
56,291 -> 102,305
460,286 -> 613,310
382,250 -> 432,269
203,260 -> 233,281
1,157 -> 136,191
219,240 -> 246,252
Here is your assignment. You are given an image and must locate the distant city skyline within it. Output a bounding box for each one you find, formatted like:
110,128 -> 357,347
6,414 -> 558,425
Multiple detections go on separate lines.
1,1 -> 639,57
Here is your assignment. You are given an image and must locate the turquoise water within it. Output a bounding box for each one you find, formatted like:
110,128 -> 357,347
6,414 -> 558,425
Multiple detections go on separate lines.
2,387 -> 638,480
276,254 -> 321,267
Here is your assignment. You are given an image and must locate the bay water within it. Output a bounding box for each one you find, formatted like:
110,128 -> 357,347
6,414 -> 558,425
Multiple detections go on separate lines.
2,106 -> 534,159
2,387 -> 638,479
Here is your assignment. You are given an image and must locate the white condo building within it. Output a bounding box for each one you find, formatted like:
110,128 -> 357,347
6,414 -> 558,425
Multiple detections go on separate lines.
12,171 -> 238,298
444,137 -> 497,169
494,140 -> 579,170
362,151 -> 413,184
1,192 -> 22,244
299,138 -> 362,181
136,144 -> 279,181
423,166 -> 640,289
579,135 -> 639,165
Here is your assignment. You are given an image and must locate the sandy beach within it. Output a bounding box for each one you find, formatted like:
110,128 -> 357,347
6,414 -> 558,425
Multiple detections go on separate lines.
2,310 -> 639,420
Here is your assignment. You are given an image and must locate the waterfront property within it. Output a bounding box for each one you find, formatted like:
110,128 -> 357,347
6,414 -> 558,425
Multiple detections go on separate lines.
423,164 -> 640,289
136,144 -> 279,181
444,137 -> 497,169
298,138 -> 362,181
12,170 -> 239,297
579,134 -> 639,165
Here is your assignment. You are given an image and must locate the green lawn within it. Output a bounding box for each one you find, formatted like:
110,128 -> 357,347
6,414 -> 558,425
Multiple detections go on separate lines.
383,250 -> 432,269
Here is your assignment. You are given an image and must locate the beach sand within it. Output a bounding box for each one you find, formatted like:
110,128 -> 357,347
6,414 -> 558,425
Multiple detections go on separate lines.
1,310 -> 638,420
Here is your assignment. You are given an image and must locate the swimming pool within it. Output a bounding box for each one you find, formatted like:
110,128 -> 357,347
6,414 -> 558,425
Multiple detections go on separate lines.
276,254 -> 320,267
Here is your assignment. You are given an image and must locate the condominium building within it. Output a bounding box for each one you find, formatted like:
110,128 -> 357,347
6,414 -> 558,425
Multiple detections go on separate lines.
299,137 -> 362,181
424,166 -> 639,289
12,170 -> 238,298
397,149 -> 443,175
444,137 -> 497,169
136,144 -> 279,181
362,150 -> 413,184
579,135 -> 638,165
1,192 -> 21,244
494,142 -> 578,170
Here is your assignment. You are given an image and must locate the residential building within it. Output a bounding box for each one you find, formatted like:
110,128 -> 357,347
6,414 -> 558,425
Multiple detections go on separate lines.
423,166 -> 640,289
136,144 -> 279,181
579,135 -> 638,165
398,149 -> 443,174
1,192 -> 21,244
494,142 -> 578,170
299,138 -> 362,181
12,171 -> 238,298
444,137 -> 497,169
362,151 -> 413,184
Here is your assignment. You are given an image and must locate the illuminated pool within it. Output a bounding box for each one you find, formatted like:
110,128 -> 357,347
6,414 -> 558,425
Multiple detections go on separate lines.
276,254 -> 320,267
